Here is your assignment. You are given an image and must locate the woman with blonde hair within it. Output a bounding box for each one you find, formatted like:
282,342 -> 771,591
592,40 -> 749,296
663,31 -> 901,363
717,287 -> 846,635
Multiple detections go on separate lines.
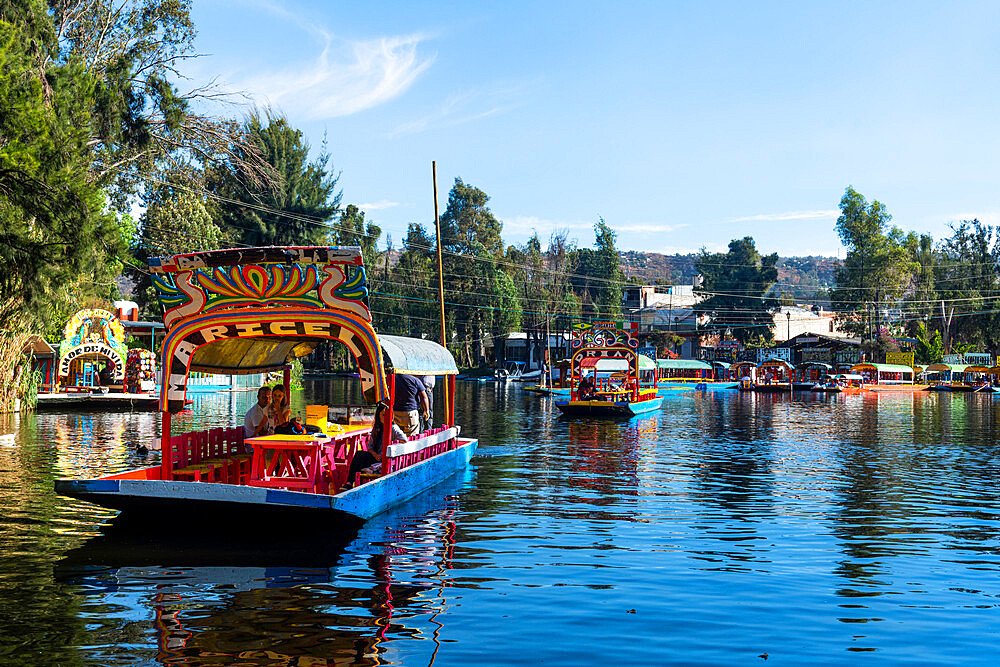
267,384 -> 291,432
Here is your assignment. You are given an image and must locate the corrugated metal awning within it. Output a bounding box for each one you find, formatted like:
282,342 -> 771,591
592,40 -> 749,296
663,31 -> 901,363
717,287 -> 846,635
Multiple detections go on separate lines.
380,335 -> 458,375
656,359 -> 712,370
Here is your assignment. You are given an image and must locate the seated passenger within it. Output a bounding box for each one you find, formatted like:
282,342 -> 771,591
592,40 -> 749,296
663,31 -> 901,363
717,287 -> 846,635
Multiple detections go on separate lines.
267,384 -> 292,432
244,386 -> 272,440
342,402 -> 406,490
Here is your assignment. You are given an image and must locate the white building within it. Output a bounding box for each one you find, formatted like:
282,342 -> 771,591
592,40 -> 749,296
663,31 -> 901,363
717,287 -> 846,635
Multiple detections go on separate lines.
772,305 -> 849,342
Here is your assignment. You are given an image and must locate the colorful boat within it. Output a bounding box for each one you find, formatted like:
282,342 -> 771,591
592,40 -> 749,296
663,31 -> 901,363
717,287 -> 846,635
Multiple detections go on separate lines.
812,373 -> 866,393
655,358 -> 738,391
555,324 -> 663,417
54,246 -> 477,525
752,359 -> 795,392
925,363 -> 992,392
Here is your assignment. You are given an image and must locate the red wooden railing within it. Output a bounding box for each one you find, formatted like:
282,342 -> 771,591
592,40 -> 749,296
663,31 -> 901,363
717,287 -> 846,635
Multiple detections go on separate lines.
382,426 -> 458,474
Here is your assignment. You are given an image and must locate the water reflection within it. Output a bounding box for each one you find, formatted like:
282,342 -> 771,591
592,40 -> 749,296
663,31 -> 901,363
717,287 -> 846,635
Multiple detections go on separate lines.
4,384 -> 1000,664
55,469 -> 473,666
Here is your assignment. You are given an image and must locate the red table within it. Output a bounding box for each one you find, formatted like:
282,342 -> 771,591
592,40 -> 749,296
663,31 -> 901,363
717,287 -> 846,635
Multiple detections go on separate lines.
246,424 -> 373,494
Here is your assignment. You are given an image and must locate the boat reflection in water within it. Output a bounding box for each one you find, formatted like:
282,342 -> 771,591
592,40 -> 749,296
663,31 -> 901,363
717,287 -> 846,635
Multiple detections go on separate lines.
55,468 -> 474,666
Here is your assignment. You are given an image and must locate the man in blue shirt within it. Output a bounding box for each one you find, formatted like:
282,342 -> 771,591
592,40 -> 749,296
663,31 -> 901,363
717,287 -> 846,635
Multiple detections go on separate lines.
393,373 -> 428,437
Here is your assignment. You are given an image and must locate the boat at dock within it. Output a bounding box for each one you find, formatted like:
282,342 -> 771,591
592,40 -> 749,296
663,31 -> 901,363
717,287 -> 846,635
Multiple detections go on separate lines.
555,324 -> 663,417
655,358 -> 738,392
54,246 -> 477,526
811,373 -> 866,393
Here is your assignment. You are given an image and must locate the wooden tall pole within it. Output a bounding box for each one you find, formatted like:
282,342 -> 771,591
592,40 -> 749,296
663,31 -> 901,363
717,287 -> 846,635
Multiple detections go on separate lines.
545,316 -> 552,389
433,162 -> 451,426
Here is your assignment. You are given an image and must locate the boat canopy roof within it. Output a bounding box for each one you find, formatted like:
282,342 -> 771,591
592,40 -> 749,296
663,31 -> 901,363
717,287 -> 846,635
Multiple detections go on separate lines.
851,363 -> 914,373
798,361 -> 833,369
188,338 -> 319,376
656,358 -> 712,370
579,355 -> 654,371
380,335 -> 458,376
758,359 -> 794,369
965,365 -> 991,373
712,361 -> 731,368
925,363 -> 969,372
835,374 -> 865,380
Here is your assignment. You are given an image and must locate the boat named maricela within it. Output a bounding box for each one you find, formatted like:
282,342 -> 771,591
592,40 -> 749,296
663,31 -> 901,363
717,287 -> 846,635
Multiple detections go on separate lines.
54,246 -> 477,526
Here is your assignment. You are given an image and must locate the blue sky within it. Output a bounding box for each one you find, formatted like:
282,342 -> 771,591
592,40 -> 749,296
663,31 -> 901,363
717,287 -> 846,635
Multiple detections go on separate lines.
185,0 -> 1000,257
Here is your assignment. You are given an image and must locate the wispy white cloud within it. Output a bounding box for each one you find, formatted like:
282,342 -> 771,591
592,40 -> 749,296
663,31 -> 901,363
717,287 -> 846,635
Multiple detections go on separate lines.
222,3 -> 434,120
727,210 -> 839,223
357,200 -> 400,211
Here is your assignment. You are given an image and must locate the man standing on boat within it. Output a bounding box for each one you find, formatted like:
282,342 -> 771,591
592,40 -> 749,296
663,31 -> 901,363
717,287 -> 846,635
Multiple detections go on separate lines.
394,373 -> 429,437
244,386 -> 272,440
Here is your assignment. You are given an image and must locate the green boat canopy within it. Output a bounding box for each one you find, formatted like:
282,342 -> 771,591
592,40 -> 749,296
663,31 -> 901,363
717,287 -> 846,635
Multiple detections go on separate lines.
638,354 -> 655,371
656,359 -> 712,371
925,363 -> 970,373
380,334 -> 458,376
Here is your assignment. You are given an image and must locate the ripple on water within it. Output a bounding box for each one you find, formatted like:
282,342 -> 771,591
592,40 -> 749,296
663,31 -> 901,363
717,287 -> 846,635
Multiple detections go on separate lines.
2,385 -> 1000,665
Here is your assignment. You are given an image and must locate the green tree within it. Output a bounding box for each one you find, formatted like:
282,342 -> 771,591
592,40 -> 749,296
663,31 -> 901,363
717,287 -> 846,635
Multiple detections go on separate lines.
903,232 -> 938,331
913,321 -> 944,365
48,0 -> 271,207
934,220 -> 1000,354
331,204 -> 382,285
383,223 -> 437,336
572,218 -> 625,321
0,7 -> 125,335
695,237 -> 779,345
132,165 -> 228,317
207,111 -> 341,247
831,187 -> 914,339
508,230 -> 580,365
437,178 -> 519,366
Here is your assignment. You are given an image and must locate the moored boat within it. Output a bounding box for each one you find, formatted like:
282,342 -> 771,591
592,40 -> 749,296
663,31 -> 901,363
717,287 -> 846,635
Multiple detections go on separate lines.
812,373 -> 865,393
54,246 -> 477,526
655,358 -> 738,392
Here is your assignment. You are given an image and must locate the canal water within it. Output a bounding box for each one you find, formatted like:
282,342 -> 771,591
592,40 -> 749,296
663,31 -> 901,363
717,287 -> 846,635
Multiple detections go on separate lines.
1,383 -> 999,665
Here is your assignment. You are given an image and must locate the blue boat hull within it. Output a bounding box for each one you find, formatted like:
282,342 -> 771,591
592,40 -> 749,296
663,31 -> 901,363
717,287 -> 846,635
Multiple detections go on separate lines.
54,438 -> 478,525
657,381 -> 739,393
555,397 -> 663,417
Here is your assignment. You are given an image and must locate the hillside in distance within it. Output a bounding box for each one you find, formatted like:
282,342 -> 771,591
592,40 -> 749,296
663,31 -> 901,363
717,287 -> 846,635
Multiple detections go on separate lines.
619,250 -> 840,299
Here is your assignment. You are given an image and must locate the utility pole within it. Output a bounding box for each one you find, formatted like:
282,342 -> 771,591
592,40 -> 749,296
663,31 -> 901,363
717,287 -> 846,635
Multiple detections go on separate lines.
432,161 -> 449,424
